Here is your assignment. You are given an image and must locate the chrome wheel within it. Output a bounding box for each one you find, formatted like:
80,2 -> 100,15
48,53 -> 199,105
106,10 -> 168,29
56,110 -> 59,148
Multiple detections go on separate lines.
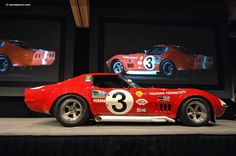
0,56 -> 9,73
112,61 -> 124,74
60,98 -> 83,122
186,100 -> 208,123
162,61 -> 174,77
180,97 -> 211,126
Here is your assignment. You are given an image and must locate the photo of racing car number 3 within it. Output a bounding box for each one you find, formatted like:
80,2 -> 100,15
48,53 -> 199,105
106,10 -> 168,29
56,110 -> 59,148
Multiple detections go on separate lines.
106,44 -> 214,78
24,73 -> 227,127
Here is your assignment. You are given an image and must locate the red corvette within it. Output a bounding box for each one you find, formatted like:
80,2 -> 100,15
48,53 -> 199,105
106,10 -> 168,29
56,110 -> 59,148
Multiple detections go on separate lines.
24,73 -> 226,127
106,45 -> 213,77
0,39 -> 55,73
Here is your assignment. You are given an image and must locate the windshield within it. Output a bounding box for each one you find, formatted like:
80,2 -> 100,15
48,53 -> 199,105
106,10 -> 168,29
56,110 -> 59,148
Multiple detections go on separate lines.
10,40 -> 30,49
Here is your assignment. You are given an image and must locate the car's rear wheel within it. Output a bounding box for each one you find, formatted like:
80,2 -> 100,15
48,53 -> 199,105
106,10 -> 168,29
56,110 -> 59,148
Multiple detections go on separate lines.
180,97 -> 211,126
160,60 -> 176,77
111,60 -> 124,74
0,55 -> 10,73
54,94 -> 89,127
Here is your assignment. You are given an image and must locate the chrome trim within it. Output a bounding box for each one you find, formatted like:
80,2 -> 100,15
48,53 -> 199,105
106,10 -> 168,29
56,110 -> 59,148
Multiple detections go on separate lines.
95,115 -> 175,123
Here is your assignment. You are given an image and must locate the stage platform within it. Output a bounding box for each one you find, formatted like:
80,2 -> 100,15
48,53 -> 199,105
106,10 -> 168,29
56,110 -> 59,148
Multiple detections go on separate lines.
0,118 -> 236,135
1,118 -> 236,156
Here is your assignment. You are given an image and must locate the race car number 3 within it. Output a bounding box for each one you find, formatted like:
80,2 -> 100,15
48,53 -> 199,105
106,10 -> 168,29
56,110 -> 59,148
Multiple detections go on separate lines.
106,89 -> 134,114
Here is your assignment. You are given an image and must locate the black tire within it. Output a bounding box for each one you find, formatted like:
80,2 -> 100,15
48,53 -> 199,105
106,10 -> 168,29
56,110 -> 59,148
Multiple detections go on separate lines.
0,55 -> 10,73
179,97 -> 211,126
54,94 -> 89,127
160,60 -> 176,78
111,60 -> 124,74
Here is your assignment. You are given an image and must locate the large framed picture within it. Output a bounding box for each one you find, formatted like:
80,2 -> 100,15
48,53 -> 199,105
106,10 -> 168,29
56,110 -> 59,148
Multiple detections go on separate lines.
0,14 -> 73,96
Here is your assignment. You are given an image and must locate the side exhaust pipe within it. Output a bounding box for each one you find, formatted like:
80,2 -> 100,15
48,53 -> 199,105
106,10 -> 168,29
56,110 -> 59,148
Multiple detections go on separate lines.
95,115 -> 175,123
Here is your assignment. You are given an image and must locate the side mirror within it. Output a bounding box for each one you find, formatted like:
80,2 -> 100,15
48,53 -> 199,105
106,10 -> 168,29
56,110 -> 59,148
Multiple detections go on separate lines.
127,79 -> 133,84
127,79 -> 133,89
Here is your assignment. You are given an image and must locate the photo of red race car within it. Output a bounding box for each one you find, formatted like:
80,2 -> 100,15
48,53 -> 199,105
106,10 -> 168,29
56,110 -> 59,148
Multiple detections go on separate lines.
106,45 -> 214,77
24,73 -> 227,127
0,39 -> 55,73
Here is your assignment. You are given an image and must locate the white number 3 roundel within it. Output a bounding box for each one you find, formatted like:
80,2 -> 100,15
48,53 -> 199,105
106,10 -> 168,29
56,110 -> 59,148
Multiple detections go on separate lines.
143,56 -> 156,70
106,89 -> 134,114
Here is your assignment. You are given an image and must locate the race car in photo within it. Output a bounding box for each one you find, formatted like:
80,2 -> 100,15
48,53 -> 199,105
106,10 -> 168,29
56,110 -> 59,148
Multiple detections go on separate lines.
24,73 -> 227,127
106,44 -> 214,77
0,39 -> 55,73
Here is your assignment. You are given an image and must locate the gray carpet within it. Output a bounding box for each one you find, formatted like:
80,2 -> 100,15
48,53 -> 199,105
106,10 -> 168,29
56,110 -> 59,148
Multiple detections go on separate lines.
1,118 -> 236,136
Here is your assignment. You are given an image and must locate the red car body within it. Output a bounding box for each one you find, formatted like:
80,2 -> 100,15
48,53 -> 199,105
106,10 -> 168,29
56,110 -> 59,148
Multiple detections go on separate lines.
0,39 -> 55,73
24,73 -> 226,127
106,45 -> 213,77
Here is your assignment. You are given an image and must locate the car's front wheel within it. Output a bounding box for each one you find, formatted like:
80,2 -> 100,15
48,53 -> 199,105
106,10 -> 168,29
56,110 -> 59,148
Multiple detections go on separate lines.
54,94 -> 89,127
111,60 -> 124,74
179,97 -> 211,126
0,55 -> 10,73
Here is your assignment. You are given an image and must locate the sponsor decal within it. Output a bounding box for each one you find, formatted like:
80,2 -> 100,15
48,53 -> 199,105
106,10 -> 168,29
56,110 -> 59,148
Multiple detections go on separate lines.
93,99 -> 106,103
128,59 -> 135,63
92,90 -> 107,98
137,108 -> 146,113
135,91 -> 143,97
85,75 -> 92,82
158,96 -> 170,102
136,98 -> 148,106
123,56 -> 138,59
137,61 -> 142,65
139,56 -> 144,60
149,91 -> 186,95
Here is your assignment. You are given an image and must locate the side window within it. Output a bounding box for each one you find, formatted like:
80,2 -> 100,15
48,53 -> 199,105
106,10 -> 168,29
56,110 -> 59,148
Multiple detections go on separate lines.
149,47 -> 168,55
93,76 -> 128,88
0,42 -> 6,47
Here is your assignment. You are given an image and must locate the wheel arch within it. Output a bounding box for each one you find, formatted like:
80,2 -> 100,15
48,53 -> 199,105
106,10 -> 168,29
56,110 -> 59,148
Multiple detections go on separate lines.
49,93 -> 93,117
0,54 -> 12,66
160,59 -> 176,71
176,95 -> 215,123
110,59 -> 126,73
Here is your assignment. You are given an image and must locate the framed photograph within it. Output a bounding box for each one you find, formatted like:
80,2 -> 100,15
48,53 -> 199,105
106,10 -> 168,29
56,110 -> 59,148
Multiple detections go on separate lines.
0,14 -> 69,96
90,18 -> 224,90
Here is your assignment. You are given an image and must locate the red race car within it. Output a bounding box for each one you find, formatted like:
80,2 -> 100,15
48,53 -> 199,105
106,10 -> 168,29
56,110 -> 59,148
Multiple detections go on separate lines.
106,45 -> 213,77
24,73 -> 227,127
0,39 -> 55,73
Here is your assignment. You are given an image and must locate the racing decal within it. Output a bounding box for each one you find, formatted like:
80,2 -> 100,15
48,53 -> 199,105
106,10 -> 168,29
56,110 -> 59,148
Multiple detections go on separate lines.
137,61 -> 142,65
149,91 -> 186,95
139,56 -> 144,60
93,99 -> 106,103
106,89 -> 134,114
143,56 -> 156,70
136,98 -> 148,106
85,75 -> 92,82
135,91 -> 143,97
158,96 -> 170,102
137,108 -> 146,113
123,56 -> 138,59
92,90 -> 107,98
